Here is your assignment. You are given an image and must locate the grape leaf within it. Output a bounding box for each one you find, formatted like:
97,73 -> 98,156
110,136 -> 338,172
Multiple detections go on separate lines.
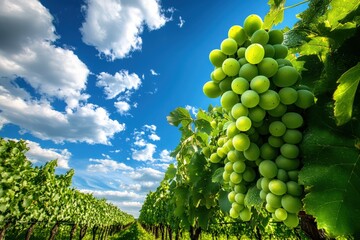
326,0 -> 360,30
263,0 -> 286,30
244,186 -> 263,208
167,107 -> 192,127
218,189 -> 231,213
333,62 -> 360,126
299,103 -> 360,237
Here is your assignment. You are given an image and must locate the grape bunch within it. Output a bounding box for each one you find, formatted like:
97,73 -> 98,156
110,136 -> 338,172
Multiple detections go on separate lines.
203,14 -> 314,227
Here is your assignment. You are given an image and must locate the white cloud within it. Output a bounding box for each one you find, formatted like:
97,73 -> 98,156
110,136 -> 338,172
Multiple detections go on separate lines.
96,70 -> 141,99
114,101 -> 131,115
132,143 -> 156,161
20,139 -> 71,169
80,0 -> 168,60
129,167 -> 164,181
148,133 -> 160,141
0,0 -> 90,109
87,159 -> 133,173
131,125 -> 162,161
0,86 -> 125,144
178,16 -> 185,28
159,149 -> 174,162
150,69 -> 159,76
185,105 -> 198,116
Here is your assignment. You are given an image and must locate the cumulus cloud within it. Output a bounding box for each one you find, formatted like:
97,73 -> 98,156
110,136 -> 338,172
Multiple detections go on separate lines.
114,101 -> 131,115
159,149 -> 174,162
185,105 -> 198,116
87,159 -> 133,173
96,70 -> 141,99
131,124 -> 163,161
80,0 -> 168,60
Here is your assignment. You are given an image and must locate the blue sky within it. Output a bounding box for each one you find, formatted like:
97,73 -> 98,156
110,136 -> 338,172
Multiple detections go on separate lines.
0,0 -> 307,217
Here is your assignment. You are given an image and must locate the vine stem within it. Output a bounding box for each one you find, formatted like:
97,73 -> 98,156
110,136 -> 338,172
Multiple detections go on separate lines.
284,0 -> 310,10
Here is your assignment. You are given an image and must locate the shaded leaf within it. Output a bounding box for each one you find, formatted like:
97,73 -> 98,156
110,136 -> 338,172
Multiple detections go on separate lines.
244,186 -> 263,208
218,189 -> 231,213
333,62 -> 360,126
212,167 -> 224,183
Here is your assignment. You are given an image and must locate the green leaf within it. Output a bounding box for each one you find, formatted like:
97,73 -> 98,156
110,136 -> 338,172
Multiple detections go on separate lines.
244,186 -> 263,208
164,163 -> 177,180
326,0 -> 360,29
263,0 -> 286,30
167,107 -> 192,127
299,103 -> 360,237
212,167 -> 224,183
218,189 -> 231,213
333,62 -> 360,126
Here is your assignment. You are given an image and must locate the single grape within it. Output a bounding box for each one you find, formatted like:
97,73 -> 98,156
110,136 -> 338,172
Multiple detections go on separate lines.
268,135 -> 284,148
259,160 -> 278,178
243,14 -> 263,37
244,143 -> 260,161
221,90 -> 239,111
230,171 -> 243,184
237,47 -> 246,58
219,77 -> 233,92
281,194 -> 302,214
251,29 -> 269,45
286,181 -> 303,197
234,183 -> 247,193
273,66 -> 299,87
248,106 -> 266,122
210,153 -> 221,163
280,143 -> 299,159
236,116 -> 252,132
273,44 -> 288,59
209,49 -> 227,67
239,63 -> 258,81
203,81 -> 221,98
228,191 -> 236,202
245,43 -> 265,64
261,177 -> 271,192
266,192 -> 282,208
235,193 -> 246,204
257,57 -> 278,77
283,213 -> 299,228
224,162 -> 234,172
268,179 -> 287,195
259,90 -> 280,110
282,112 -> 304,129
275,208 -> 288,221
233,160 -> 246,173
260,143 -> 278,160
279,87 -> 298,105
231,77 -> 249,94
228,150 -> 245,162
268,30 -> 284,44
223,171 -> 230,182
222,58 -> 241,76
275,155 -> 300,171
241,90 -> 260,108
239,208 -> 252,221
295,89 -> 315,109
242,167 -> 256,182
212,67 -> 226,82
227,122 -> 240,138
231,103 -> 249,119
267,103 -> 287,117
250,75 -> 270,94
269,121 -> 286,137
228,25 -> 247,46
232,133 -> 251,151
277,169 -> 289,182
232,202 -> 245,212
221,38 -> 238,55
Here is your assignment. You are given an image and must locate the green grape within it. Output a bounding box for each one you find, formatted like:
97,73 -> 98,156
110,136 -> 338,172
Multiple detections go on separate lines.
223,139 -> 234,152
268,179 -> 287,195
238,57 -> 248,66
261,177 -> 271,192
210,153 -> 221,163
268,135 -> 284,148
203,81 -> 221,98
233,133 -> 251,151
287,170 -> 299,181
236,116 -> 252,132
280,143 -> 299,159
264,44 -> 275,58
277,169 -> 289,182
231,77 -> 249,94
238,63 -> 258,81
275,155 -> 300,171
228,191 -> 237,202
227,122 -> 240,138
279,87 -> 298,105
257,57 -> 278,77
248,106 -> 266,122
251,29 -> 269,45
265,203 -> 276,213
202,146 -> 211,158
222,58 -> 241,76
269,121 -> 286,137
224,162 -> 234,172
286,181 -> 303,197
217,147 -> 227,158
267,103 -> 287,117
268,29 -> 284,44
281,194 -> 302,214
274,208 -> 288,221
219,77 -> 233,92
241,90 -> 260,108
245,43 -> 265,64
272,66 -> 299,87
273,44 -> 288,59
233,160 -> 246,173
276,58 -> 293,67
295,89 -> 315,109
283,213 -> 299,228
259,90 -> 280,110
230,172 -> 243,184
209,49 -> 227,67
266,192 -> 282,208
221,38 -> 238,55
250,75 -> 270,94
232,202 -> 245,212
237,47 -> 246,58
228,25 -> 247,46
230,207 -> 239,218
244,143 -> 260,161
212,67 -> 226,82
282,112 -> 303,129
243,14 -> 263,37
221,90 -> 239,111
259,160 -> 278,178
235,193 -> 245,204
260,143 -> 278,160
228,150 -> 245,162
242,167 -> 256,182
223,171 -> 230,182
234,183 -> 247,193
239,208 -> 252,221
231,103 -> 249,119
256,178 -> 262,189
260,190 -> 268,200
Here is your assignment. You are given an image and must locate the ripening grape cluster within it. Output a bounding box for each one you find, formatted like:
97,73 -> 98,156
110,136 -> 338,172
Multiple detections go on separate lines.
202,14 -> 315,227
